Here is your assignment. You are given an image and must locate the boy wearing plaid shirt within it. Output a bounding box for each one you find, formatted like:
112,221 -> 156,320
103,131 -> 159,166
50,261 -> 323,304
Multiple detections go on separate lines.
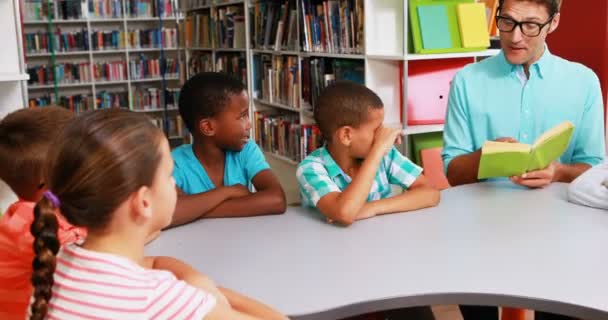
297,81 -> 440,226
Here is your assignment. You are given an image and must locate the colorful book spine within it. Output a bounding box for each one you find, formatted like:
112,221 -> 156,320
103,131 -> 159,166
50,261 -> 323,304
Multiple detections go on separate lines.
215,53 -> 246,84
254,112 -> 322,161
88,0 -> 123,18
126,28 -> 178,48
27,62 -> 92,85
253,0 -> 297,50
91,30 -> 125,50
28,94 -> 95,113
129,56 -> 179,79
253,54 -> 299,109
126,0 -> 174,18
188,52 -> 213,77
25,29 -> 89,53
96,90 -> 129,108
93,60 -> 127,82
300,0 -> 363,54
301,57 -> 364,112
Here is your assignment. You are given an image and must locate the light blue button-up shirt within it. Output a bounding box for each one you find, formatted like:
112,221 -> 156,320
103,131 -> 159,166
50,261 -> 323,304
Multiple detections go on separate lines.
442,48 -> 605,172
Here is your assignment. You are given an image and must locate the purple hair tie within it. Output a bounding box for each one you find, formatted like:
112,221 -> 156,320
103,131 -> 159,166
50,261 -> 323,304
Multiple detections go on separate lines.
43,191 -> 61,208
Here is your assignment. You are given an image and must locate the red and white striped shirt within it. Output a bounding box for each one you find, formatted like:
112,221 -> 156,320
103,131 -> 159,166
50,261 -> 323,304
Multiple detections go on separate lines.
34,244 -> 216,319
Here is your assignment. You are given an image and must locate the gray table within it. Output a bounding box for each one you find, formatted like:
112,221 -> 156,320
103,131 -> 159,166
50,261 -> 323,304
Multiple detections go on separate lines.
146,181 -> 608,320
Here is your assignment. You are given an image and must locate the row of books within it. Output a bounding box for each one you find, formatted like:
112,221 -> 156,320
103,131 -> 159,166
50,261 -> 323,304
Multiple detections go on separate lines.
301,57 -> 363,112
88,0 -> 123,19
187,52 -> 213,76
253,54 -> 299,109
254,112 -> 322,162
24,0 -> 178,21
25,29 -> 89,53
131,87 -> 180,110
215,54 -> 246,84
24,28 -> 179,53
28,93 -> 95,112
97,90 -> 129,108
252,0 -> 298,51
126,0 -> 177,18
27,62 -> 92,85
300,0 -> 364,54
24,0 -> 54,21
93,61 -> 127,81
184,13 -> 214,48
27,91 -> 128,110
149,115 -> 188,138
183,0 -> 211,11
24,0 -> 84,21
126,28 -> 179,49
129,56 -> 179,79
183,6 -> 245,49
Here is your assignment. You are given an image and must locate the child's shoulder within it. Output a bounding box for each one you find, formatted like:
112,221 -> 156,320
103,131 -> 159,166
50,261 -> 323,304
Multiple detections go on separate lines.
297,147 -> 329,171
171,143 -> 194,159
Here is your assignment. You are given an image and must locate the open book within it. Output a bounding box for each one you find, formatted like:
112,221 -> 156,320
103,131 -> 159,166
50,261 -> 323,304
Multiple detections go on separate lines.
477,121 -> 574,179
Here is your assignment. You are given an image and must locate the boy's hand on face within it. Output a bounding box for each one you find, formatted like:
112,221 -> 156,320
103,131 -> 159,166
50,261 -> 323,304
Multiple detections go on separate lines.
225,184 -> 251,199
372,126 -> 403,156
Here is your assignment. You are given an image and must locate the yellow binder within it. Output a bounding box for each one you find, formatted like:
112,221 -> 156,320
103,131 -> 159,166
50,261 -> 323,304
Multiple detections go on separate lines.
456,3 -> 490,48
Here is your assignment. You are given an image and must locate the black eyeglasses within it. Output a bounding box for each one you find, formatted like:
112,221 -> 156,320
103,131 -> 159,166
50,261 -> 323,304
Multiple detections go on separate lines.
495,15 -> 554,37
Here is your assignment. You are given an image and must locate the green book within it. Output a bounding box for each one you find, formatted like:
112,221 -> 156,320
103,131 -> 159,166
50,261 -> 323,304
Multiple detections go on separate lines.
477,121 -> 575,179
417,5 -> 453,50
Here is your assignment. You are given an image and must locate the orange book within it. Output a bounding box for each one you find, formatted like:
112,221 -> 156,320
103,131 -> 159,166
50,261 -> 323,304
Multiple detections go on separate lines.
480,0 -> 499,36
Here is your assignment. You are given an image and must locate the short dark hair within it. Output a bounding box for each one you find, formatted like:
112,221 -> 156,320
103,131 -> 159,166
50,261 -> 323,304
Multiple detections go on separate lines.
0,106 -> 74,200
314,81 -> 383,141
498,0 -> 562,17
178,72 -> 246,133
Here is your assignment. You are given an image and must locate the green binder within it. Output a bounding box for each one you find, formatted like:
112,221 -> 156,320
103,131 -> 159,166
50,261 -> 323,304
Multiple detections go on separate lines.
417,5 -> 453,50
477,121 -> 575,179
409,0 -> 488,54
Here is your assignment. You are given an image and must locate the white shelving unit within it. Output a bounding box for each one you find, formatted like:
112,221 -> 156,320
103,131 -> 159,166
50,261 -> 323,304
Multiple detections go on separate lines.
23,0 -> 186,112
183,0 -> 249,83
238,0 -> 500,165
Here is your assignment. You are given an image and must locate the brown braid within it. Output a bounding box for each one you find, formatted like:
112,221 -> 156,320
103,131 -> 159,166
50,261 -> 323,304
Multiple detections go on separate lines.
29,196 -> 60,320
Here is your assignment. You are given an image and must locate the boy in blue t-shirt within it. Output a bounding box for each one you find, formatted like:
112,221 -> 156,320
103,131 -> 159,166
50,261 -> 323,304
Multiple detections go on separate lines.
170,72 -> 286,226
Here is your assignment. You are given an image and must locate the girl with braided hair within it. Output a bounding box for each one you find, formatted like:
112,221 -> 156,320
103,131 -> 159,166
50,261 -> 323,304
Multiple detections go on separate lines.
29,109 -> 286,320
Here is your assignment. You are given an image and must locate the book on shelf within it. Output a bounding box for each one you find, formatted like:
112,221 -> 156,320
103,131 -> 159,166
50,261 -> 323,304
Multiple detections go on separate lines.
215,53 -> 246,84
28,93 -> 95,113
300,0 -> 364,54
188,52 -> 214,76
27,62 -> 92,85
58,0 -> 85,19
301,57 -> 363,112
253,54 -> 299,109
93,60 -> 127,81
185,12 -> 214,48
252,0 -> 298,51
96,90 -> 129,108
24,0 -> 55,21
129,56 -> 179,80
88,0 -> 123,18
254,112 -> 323,162
25,29 -> 89,54
477,121 -> 575,179
214,5 -> 245,49
126,0 -> 176,18
184,0 -> 212,11
126,28 -> 179,49
149,115 -> 187,138
131,87 -> 180,110
92,30 -> 125,50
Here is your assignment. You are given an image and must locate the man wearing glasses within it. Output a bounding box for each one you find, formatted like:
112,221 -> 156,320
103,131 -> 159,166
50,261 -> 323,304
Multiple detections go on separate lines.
442,0 -> 605,319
